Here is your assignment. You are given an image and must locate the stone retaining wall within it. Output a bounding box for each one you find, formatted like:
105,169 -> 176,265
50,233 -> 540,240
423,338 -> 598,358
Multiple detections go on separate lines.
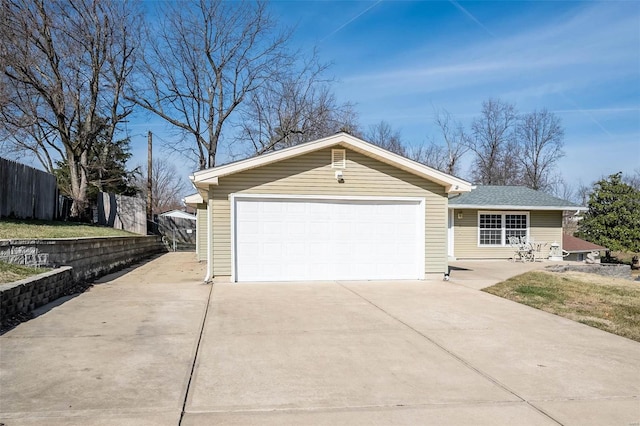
0,267 -> 73,318
0,236 -> 167,323
546,263 -> 633,280
0,236 -> 165,282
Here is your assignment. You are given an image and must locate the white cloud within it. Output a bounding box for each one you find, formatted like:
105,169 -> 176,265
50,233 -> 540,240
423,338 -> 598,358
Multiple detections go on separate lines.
342,2 -> 639,99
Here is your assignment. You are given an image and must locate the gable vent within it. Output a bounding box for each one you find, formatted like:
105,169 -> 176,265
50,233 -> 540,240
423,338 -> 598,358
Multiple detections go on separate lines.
331,149 -> 346,169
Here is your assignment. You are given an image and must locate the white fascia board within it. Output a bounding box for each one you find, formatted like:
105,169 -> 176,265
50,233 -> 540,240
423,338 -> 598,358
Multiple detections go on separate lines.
340,140 -> 472,193
448,204 -> 587,211
194,176 -> 218,187
191,133 -> 472,193
184,193 -> 204,205
192,133 -> 344,182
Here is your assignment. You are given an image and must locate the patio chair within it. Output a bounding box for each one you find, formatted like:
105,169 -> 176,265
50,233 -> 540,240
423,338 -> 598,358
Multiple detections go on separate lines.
509,236 -> 530,262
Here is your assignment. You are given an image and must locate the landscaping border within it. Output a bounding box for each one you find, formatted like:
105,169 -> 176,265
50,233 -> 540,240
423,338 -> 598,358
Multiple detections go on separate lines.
1,267 -> 73,318
0,236 -> 166,327
0,236 -> 166,281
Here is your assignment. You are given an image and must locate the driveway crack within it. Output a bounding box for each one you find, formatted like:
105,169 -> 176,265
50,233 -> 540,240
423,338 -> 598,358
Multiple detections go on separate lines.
179,282 -> 214,426
336,282 -> 564,426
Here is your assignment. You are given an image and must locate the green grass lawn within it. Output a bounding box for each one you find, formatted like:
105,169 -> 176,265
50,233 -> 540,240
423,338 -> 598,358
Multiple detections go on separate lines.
0,218 -> 135,239
0,261 -> 50,284
483,270 -> 640,342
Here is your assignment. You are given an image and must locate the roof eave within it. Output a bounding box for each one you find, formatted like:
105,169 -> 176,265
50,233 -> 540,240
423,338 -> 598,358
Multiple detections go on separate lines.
183,193 -> 204,207
448,204 -> 587,211
190,133 -> 472,193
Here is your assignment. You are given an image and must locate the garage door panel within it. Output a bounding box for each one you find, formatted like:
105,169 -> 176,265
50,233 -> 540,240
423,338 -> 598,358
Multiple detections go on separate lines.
235,198 -> 423,282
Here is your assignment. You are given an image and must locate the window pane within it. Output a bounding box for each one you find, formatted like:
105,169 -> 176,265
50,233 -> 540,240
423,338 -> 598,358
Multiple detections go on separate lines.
480,214 -> 502,229
480,229 -> 502,245
506,229 -> 526,240
505,214 -> 527,229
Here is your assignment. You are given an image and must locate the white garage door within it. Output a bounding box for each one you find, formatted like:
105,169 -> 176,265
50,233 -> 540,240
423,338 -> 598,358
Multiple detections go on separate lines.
233,197 -> 424,282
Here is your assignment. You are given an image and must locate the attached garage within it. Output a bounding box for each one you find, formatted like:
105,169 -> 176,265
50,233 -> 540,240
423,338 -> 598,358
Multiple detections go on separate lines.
233,196 -> 424,281
190,133 -> 472,283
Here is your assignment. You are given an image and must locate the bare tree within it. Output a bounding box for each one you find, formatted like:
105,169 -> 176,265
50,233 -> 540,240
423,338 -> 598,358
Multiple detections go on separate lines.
137,159 -> 190,216
130,0 -> 295,170
411,109 -> 468,175
408,143 -> 447,170
623,168 -> 640,191
365,121 -> 406,156
517,109 -> 565,191
575,181 -> 592,206
239,53 -> 359,155
0,0 -> 138,218
467,98 -> 520,185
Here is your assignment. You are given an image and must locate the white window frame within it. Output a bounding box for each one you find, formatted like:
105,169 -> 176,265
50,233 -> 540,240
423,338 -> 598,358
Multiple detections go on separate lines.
477,211 -> 529,247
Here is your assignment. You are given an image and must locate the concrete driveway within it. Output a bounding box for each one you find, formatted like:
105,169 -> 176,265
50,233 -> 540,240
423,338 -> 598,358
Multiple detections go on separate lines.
1,253 -> 639,425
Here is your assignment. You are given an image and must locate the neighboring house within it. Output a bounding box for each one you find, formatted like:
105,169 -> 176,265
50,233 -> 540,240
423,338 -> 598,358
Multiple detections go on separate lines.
448,186 -> 586,260
189,133 -> 472,282
157,209 -> 198,249
562,234 -> 607,262
159,209 -> 197,221
188,133 -> 585,283
183,193 -> 206,255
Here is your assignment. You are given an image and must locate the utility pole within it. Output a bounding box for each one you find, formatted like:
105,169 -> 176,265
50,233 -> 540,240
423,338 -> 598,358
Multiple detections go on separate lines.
147,131 -> 153,223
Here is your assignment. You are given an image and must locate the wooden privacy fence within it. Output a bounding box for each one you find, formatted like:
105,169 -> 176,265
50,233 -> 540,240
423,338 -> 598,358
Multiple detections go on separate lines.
96,192 -> 147,235
0,157 -> 58,220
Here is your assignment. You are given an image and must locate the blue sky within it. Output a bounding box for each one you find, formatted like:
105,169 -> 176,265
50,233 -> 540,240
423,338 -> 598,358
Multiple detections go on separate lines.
129,0 -> 640,193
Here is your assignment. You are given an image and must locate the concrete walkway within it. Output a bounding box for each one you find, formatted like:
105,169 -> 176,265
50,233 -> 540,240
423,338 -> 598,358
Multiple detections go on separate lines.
449,259 -> 549,289
0,253 -> 210,425
1,254 -> 639,425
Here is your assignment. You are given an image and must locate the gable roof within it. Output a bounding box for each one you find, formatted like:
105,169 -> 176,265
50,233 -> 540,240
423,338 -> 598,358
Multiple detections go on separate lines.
448,185 -> 586,211
159,210 -> 196,220
563,234 -> 607,252
190,133 -> 472,194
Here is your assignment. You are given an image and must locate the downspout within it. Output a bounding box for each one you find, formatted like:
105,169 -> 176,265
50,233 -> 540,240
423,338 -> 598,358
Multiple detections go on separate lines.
204,195 -> 213,283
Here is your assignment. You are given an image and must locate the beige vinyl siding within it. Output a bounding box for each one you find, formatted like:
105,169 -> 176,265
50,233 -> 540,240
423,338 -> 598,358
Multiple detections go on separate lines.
453,209 -> 562,259
195,203 -> 207,261
209,146 -> 448,277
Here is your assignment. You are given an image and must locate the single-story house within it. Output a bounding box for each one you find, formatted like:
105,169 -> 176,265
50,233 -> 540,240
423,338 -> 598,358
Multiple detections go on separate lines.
448,186 -> 585,260
562,234 -> 607,262
188,133 -> 584,283
189,133 -> 472,282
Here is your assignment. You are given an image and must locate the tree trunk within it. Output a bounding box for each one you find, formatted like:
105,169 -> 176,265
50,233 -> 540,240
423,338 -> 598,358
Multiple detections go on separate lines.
67,151 -> 89,219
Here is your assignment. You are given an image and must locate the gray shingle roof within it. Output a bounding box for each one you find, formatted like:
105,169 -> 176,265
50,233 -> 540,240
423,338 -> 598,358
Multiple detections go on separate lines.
448,185 -> 584,210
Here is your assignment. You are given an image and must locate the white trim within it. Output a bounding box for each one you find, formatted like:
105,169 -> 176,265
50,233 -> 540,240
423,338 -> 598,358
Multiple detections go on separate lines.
204,197 -> 213,282
195,208 -> 201,258
192,133 -> 472,193
184,193 -> 204,205
228,193 -> 426,203
229,193 -> 426,282
416,199 -> 426,278
450,204 -> 586,211
230,194 -> 237,282
448,209 -> 455,259
477,211 -> 530,248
